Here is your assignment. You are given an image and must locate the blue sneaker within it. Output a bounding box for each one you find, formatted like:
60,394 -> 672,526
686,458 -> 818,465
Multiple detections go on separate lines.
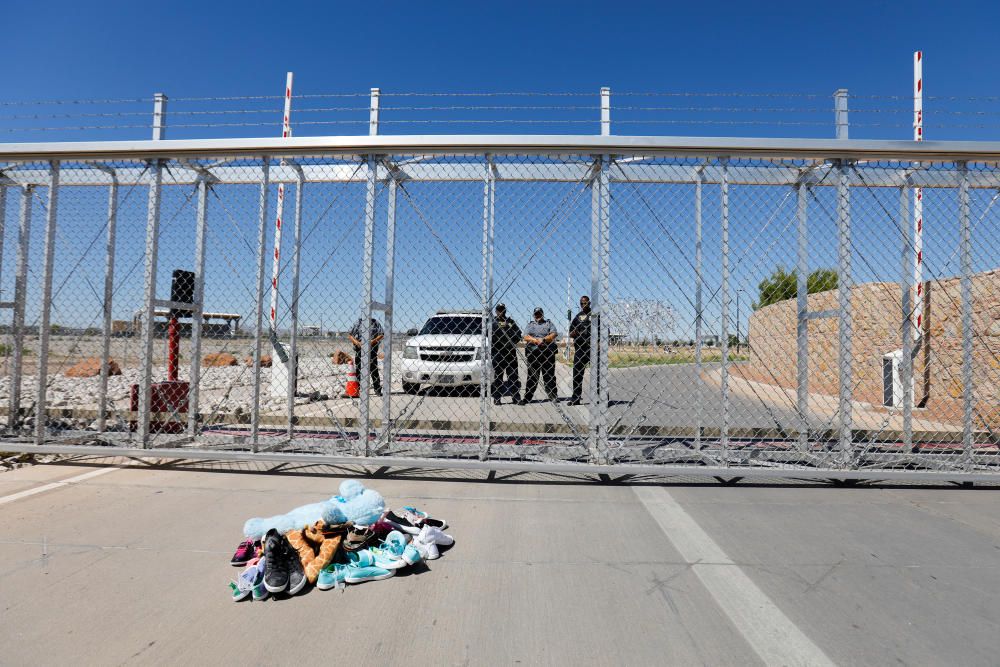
379,530 -> 423,566
317,563 -> 350,591
369,546 -> 409,570
344,563 -> 394,584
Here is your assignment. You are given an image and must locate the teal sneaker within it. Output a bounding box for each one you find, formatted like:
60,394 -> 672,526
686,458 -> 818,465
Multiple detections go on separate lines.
378,530 -> 423,567
344,563 -> 394,584
317,563 -> 350,591
230,558 -> 265,602
368,546 -> 408,570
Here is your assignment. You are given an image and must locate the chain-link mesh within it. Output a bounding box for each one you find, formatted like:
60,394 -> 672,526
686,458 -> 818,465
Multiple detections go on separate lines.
0,148 -> 997,478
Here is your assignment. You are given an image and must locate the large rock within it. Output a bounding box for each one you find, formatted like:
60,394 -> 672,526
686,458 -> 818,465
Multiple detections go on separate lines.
65,357 -> 122,378
203,352 -> 238,367
332,350 -> 352,365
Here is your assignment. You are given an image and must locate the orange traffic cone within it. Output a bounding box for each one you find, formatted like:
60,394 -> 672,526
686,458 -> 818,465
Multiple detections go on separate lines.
342,361 -> 360,398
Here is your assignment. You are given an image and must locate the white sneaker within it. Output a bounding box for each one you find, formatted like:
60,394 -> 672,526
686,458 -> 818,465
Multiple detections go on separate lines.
413,537 -> 439,560
420,525 -> 454,547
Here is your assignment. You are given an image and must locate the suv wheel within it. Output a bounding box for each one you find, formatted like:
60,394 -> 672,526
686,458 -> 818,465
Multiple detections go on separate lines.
402,381 -> 420,395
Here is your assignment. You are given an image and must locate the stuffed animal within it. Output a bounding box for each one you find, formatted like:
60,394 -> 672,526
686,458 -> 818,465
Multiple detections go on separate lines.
243,479 -> 385,539
286,521 -> 344,585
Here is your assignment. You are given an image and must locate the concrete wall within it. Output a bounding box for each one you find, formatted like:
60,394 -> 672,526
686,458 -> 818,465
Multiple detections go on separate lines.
739,270 -> 1000,429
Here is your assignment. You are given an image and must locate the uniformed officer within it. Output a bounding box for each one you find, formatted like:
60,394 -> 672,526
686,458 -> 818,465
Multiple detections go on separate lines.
490,303 -> 522,405
568,295 -> 594,405
348,316 -> 384,395
519,307 -> 558,404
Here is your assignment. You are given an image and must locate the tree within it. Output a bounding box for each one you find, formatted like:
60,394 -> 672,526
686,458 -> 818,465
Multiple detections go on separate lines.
753,267 -> 838,310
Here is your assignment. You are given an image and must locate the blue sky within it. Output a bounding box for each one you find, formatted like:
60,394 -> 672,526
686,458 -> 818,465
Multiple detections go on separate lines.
2,1 -> 999,338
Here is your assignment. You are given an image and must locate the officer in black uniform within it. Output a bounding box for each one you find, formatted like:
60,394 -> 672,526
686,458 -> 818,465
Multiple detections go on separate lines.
490,303 -> 522,405
568,295 -> 594,405
348,316 -> 384,395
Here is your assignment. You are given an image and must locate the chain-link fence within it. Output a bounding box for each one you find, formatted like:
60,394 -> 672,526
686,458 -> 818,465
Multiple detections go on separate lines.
0,137 -> 997,481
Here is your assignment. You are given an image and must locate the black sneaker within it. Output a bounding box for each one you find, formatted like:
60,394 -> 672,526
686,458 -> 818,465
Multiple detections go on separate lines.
286,545 -> 307,595
263,529 -> 289,593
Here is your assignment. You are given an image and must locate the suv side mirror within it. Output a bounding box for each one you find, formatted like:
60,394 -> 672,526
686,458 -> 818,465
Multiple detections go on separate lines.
406,328 -> 419,336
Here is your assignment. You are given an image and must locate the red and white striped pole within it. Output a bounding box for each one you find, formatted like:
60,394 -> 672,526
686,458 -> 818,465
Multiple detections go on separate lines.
269,72 -> 293,337
912,51 -> 924,338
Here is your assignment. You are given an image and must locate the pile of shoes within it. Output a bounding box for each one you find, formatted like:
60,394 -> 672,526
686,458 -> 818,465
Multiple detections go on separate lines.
228,485 -> 453,602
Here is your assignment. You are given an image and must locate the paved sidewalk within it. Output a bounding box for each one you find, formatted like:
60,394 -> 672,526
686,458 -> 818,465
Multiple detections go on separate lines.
1,461 -> 998,665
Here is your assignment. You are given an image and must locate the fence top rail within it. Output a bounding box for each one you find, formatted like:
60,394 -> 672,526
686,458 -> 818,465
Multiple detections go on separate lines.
3,134 -> 1000,163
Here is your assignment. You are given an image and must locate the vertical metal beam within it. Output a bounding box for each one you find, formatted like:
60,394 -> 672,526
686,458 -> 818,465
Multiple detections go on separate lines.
8,186 -> 32,430
694,166 -> 704,449
152,93 -> 168,141
796,181 -> 810,450
597,154 -> 611,459
187,176 -> 209,436
137,162 -> 162,447
358,155 -> 378,455
958,162 -> 974,469
479,156 -> 494,457
900,180 -> 914,450
34,162 -> 59,446
600,87 -> 611,136
837,160 -> 853,465
250,159 -> 270,451
381,175 -> 398,447
369,88 -> 381,136
0,185 -> 6,306
588,157 -> 603,461
97,177 -> 119,433
720,158 -> 730,463
287,170 -> 304,438
834,89 -> 849,140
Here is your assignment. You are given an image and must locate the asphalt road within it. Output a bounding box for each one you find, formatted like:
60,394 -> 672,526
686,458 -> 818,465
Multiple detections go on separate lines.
2,460 -> 998,665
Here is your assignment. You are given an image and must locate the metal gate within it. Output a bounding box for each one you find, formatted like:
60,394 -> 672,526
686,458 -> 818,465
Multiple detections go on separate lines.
0,135 -> 997,482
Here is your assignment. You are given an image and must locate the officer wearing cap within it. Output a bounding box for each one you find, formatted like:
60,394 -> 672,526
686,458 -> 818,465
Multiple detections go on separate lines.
490,303 -> 522,405
520,307 -> 559,404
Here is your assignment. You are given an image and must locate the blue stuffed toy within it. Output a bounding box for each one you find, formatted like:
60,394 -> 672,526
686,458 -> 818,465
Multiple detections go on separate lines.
243,479 -> 385,539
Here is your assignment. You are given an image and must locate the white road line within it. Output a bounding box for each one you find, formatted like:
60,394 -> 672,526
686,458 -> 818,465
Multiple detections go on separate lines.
0,467 -> 118,506
634,486 -> 834,667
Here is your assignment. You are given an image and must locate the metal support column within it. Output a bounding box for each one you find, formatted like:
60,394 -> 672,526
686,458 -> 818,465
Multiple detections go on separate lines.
34,162 -> 59,446
835,89 -> 849,140
900,181 -> 914,450
97,177 -> 119,433
152,93 -> 168,141
187,176 -> 209,436
381,174 -> 398,448
137,162 -> 163,446
369,88 -> 380,136
596,155 -> 611,458
796,181 -> 809,450
250,159 -> 270,451
600,87 -> 611,136
479,156 -> 495,457
8,186 -> 32,430
287,169 -> 304,438
358,155 -> 378,455
837,160 -> 853,465
588,158 -> 602,461
720,158 -> 730,462
958,162 -> 974,468
694,167 -> 704,449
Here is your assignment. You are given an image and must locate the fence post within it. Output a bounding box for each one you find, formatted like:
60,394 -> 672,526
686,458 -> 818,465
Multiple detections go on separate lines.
694,166 -> 704,450
796,180 -> 810,450
287,168 -> 304,438
137,161 -> 163,447
380,173 -> 397,449
9,186 -> 32,430
369,88 -> 380,136
358,154 -> 378,455
250,158 -> 270,451
97,174 -> 119,433
899,179 -> 914,451
720,158 -> 731,464
600,87 -> 611,136
834,89 -> 849,140
837,159 -> 853,466
958,162 -> 974,469
479,155 -> 495,458
152,93 -> 168,141
597,154 -> 611,459
34,162 -> 60,446
188,175 -> 209,436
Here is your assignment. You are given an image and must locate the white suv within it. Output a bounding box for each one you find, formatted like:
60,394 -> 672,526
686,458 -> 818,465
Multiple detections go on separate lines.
400,311 -> 492,394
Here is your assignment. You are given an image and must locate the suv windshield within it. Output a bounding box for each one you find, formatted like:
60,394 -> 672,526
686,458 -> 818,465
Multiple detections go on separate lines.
419,316 -> 482,336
